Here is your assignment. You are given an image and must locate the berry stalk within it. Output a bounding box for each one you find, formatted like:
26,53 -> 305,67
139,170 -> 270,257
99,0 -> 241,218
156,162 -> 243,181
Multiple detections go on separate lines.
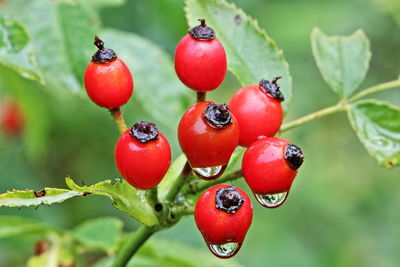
197,91 -> 206,102
109,108 -> 128,134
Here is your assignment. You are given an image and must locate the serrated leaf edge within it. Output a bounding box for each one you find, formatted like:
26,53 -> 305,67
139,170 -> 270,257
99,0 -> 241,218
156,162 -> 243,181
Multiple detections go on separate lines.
311,27 -> 371,99
347,99 -> 400,168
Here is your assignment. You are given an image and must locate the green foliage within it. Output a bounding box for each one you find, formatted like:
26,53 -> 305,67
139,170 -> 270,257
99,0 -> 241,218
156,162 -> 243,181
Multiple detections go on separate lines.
94,238 -> 243,267
348,100 -> 400,168
0,216 -> 58,238
73,217 -> 123,254
0,16 -> 43,83
3,0 -> 97,92
66,177 -> 160,227
0,188 -> 83,208
311,28 -> 371,99
185,0 -> 292,111
310,28 -> 400,169
0,0 -> 399,266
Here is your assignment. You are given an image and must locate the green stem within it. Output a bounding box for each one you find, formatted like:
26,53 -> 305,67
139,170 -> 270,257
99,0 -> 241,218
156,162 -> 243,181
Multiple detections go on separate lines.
163,162 -> 192,203
280,79 -> 400,132
171,203 -> 195,217
110,108 -> 129,135
111,225 -> 155,267
181,169 -> 243,196
349,79 -> 400,102
280,102 -> 348,132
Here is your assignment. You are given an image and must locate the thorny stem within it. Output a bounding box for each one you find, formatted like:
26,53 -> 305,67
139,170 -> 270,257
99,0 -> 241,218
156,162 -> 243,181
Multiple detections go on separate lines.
111,225 -> 155,267
116,79 -> 399,263
109,108 -> 129,135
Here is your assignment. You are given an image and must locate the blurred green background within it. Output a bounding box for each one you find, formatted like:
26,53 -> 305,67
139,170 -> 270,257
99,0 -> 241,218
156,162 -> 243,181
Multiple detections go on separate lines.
1,0 -> 400,266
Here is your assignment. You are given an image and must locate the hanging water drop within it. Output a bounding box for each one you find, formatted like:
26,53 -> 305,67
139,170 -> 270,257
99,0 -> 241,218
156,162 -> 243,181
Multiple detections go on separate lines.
208,242 -> 241,258
254,191 -> 288,208
193,165 -> 226,180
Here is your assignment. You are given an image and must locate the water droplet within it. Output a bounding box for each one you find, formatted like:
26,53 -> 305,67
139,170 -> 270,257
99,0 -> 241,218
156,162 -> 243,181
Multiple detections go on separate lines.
193,165 -> 226,180
254,192 -> 288,208
208,242 -> 241,258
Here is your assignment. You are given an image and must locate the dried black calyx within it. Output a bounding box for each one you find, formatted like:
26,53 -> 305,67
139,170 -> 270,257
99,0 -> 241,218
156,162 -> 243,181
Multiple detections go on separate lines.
215,186 -> 244,214
204,103 -> 232,129
130,121 -> 159,143
259,77 -> 285,102
285,144 -> 304,170
91,36 -> 117,64
189,18 -> 215,40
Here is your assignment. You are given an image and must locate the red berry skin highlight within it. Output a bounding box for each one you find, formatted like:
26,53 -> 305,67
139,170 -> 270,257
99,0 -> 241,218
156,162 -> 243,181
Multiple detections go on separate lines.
229,84 -> 283,147
242,137 -> 299,195
1,100 -> 24,136
178,102 -> 239,169
174,34 -> 227,92
115,127 -> 171,190
195,184 -> 253,247
84,58 -> 133,109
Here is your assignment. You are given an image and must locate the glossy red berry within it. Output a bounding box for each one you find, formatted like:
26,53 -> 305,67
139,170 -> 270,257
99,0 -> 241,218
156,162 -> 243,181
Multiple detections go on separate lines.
115,121 -> 171,190
195,184 -> 253,258
242,137 -> 304,208
178,102 -> 239,179
84,36 -> 134,109
229,77 -> 284,146
0,99 -> 24,136
175,19 -> 227,92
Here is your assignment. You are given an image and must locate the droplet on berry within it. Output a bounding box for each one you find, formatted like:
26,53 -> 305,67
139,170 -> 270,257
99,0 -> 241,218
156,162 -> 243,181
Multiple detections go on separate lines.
193,165 -> 226,180
254,191 -> 288,208
208,242 -> 241,258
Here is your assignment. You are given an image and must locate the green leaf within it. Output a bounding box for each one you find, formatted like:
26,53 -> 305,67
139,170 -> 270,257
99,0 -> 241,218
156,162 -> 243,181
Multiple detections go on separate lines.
4,0 -> 98,92
27,253 -> 51,267
100,29 -> 190,128
311,27 -> 371,99
0,216 -> 59,238
73,217 -> 123,254
379,0 -> 400,28
0,15 -> 44,83
0,188 -> 83,208
66,177 -> 160,227
185,0 -> 292,111
0,66 -> 50,160
82,0 -> 126,8
347,100 -> 400,168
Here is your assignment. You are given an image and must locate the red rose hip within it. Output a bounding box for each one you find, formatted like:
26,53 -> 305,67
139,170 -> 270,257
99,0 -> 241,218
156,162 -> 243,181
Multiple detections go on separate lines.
195,184 -> 253,258
242,137 -> 304,208
178,102 -> 239,179
175,19 -> 227,92
115,121 -> 171,190
229,77 -> 284,146
84,36 -> 134,109
0,99 -> 24,136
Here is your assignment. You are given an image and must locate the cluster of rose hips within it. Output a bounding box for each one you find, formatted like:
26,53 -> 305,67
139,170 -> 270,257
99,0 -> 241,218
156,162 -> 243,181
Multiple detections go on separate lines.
83,19 -> 304,259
